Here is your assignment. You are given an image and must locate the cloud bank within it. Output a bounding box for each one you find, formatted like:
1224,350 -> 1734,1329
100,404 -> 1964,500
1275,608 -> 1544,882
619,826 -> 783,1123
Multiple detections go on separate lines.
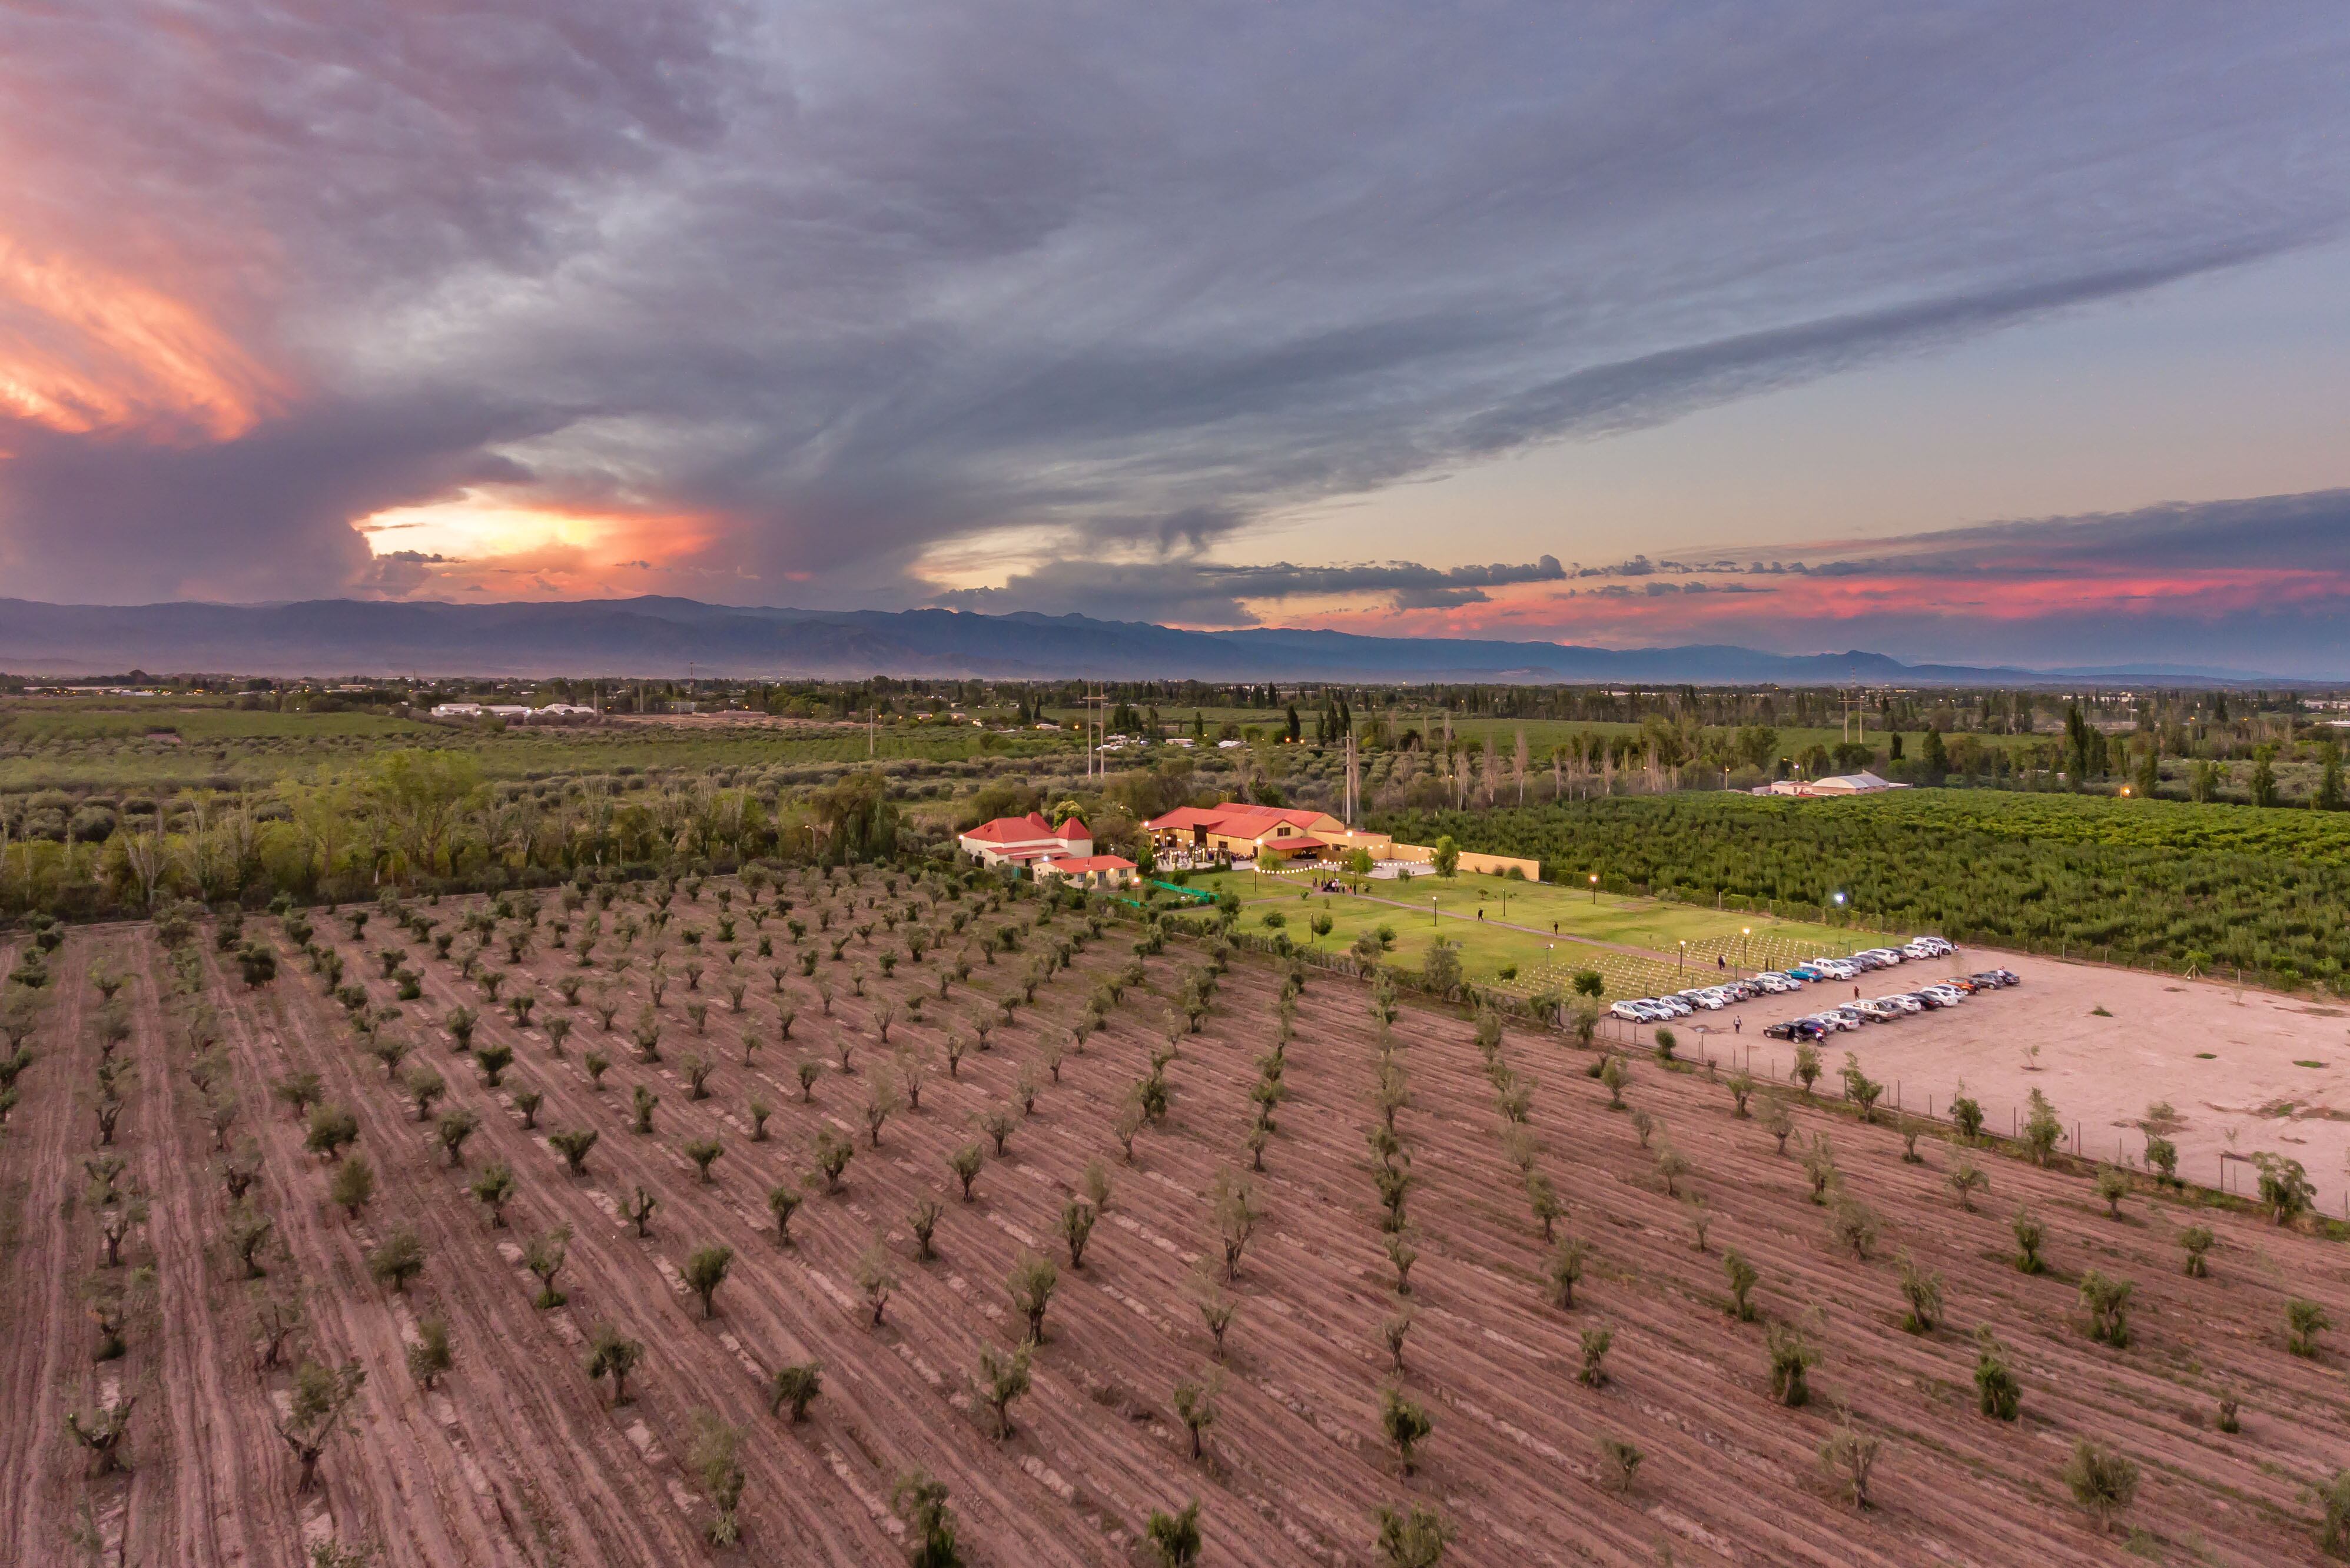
1,1 -> 2346,666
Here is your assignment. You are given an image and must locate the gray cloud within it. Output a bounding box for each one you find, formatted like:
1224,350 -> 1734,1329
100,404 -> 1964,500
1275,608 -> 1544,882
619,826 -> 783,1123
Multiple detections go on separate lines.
2,4 -> 2348,602
934,555 -> 1566,626
1774,488 -> 2350,577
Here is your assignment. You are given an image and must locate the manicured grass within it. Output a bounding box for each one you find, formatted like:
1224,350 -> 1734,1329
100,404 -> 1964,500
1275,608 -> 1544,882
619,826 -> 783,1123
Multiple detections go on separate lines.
1176,866 -> 1893,998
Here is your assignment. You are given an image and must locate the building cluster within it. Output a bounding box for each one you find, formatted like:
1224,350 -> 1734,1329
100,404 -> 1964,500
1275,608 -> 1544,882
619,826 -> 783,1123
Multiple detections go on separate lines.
952,797 -> 1543,886
428,702 -> 600,723
953,812 -> 1141,890
1751,770 -> 1905,798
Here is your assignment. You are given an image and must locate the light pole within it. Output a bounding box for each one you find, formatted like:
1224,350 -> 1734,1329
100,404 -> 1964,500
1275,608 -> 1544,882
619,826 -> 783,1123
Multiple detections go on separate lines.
1589,872 -> 1599,905
1678,939 -> 1687,979
1741,926 -> 1751,974
1430,895 -> 1438,927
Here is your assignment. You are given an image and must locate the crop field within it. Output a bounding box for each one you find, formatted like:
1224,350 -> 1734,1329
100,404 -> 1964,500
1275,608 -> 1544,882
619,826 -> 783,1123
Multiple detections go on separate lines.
1075,707 -> 2046,761
0,699 -> 1080,791
6,872 -> 2350,1566
1389,792 -> 2350,991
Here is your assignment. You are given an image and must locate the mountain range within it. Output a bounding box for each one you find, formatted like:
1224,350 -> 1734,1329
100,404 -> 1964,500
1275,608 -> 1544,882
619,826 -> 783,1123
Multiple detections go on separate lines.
0,596 -> 2295,686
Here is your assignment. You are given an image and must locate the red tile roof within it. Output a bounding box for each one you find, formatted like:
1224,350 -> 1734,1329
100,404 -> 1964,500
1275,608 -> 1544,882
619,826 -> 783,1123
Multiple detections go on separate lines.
1257,836 -> 1327,855
1044,855 -> 1134,873
962,811 -> 1055,845
1144,802 -> 1334,835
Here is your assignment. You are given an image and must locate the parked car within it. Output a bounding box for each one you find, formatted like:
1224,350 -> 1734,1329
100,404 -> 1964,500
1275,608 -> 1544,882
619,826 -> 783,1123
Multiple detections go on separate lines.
1918,984 -> 1967,1006
1878,994 -> 1923,1014
1850,999 -> 1897,1022
1857,948 -> 1906,966
1786,964 -> 1827,981
1764,1019 -> 1827,1042
1610,1001 -> 1650,1022
1754,972 -> 1800,993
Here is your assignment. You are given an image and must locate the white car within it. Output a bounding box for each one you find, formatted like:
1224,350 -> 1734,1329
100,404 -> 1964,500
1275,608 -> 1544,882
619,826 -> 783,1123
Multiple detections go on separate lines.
1857,948 -> 1905,966
1906,936 -> 1954,957
1610,1001 -> 1649,1022
1679,989 -> 1727,1011
1807,1012 -> 1858,1033
1878,994 -> 1923,1014
1920,984 -> 1966,1004
1754,972 -> 1800,994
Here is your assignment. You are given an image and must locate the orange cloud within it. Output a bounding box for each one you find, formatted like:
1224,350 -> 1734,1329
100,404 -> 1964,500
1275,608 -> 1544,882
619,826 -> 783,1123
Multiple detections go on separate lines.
355,489 -> 728,598
0,238 -> 285,441
1282,563 -> 2350,645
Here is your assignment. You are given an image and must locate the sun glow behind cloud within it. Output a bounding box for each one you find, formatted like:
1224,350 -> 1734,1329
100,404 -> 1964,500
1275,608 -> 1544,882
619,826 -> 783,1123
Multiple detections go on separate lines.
354,489 -> 726,597
0,240 -> 283,441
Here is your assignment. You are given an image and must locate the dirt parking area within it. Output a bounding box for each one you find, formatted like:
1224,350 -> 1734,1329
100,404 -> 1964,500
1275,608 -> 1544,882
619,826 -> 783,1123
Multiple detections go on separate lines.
1692,951 -> 2350,1217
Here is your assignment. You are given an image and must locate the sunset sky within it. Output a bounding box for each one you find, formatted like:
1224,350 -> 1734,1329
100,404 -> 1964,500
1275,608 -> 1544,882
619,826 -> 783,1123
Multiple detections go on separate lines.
4,4 -> 2349,672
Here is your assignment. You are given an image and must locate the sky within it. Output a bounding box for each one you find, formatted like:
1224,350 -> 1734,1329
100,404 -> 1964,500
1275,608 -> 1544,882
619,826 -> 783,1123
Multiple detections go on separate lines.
4,2 -> 2350,673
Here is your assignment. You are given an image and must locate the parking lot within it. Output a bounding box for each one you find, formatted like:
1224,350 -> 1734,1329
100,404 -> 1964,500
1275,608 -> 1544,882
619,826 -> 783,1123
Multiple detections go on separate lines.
1608,936 -> 2015,1042
1605,941 -> 2350,1221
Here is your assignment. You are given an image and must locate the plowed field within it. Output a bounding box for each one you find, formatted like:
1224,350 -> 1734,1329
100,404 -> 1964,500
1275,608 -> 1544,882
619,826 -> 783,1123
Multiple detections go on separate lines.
5,870 -> 2346,1565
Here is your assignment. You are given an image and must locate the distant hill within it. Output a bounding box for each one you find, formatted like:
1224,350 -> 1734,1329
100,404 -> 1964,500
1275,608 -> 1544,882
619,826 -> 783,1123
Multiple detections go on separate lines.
0,596 -> 2290,685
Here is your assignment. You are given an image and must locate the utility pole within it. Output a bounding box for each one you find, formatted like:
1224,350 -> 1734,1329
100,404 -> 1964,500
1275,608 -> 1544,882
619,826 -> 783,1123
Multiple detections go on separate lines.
1345,726 -> 1360,827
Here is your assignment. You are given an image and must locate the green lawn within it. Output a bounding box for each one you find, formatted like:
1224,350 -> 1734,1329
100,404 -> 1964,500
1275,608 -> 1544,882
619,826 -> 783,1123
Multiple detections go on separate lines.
1174,868 -> 1895,1000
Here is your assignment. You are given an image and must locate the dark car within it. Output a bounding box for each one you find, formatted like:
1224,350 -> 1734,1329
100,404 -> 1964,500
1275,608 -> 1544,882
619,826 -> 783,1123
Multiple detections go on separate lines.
1763,1019 -> 1826,1041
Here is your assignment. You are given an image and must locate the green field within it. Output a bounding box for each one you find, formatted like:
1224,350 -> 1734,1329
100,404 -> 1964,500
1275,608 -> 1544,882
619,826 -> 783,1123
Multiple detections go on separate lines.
0,700 -> 1084,790
1178,866 -> 1891,1000
1385,790 -> 2350,989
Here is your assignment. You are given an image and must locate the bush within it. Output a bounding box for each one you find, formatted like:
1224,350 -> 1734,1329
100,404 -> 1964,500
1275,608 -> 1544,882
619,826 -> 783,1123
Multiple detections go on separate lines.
2079,1270 -> 2133,1347
2288,1297 -> 2331,1360
1767,1323 -> 1817,1407
1373,1503 -> 1453,1568
2179,1224 -> 2214,1277
1380,1385 -> 1433,1473
1817,1410 -> 1881,1509
2062,1437 -> 2139,1532
1577,1326 -> 1612,1388
1595,1434 -> 1641,1493
2010,1207 -> 2046,1274
1973,1328 -> 2020,1420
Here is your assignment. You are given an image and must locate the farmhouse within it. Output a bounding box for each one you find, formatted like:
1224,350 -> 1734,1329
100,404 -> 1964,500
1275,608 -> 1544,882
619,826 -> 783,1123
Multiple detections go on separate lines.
957,810 -> 1094,869
1032,853 -> 1140,891
1144,802 -> 1396,864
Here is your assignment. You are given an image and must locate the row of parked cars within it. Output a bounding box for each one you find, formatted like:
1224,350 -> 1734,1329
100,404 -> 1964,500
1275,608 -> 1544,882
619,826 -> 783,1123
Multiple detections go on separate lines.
1760,966 -> 2021,1041
1608,936 -> 2010,1028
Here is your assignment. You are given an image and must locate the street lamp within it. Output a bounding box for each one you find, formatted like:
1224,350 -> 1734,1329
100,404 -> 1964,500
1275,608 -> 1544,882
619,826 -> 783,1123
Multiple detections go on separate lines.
1589,872 -> 1599,904
1430,895 -> 1438,926
1679,938 -> 1687,978
1741,926 -> 1751,972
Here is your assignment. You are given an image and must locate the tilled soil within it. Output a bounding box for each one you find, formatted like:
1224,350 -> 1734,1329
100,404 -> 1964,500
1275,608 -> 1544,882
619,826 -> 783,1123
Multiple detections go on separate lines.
5,877 -> 2348,1566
